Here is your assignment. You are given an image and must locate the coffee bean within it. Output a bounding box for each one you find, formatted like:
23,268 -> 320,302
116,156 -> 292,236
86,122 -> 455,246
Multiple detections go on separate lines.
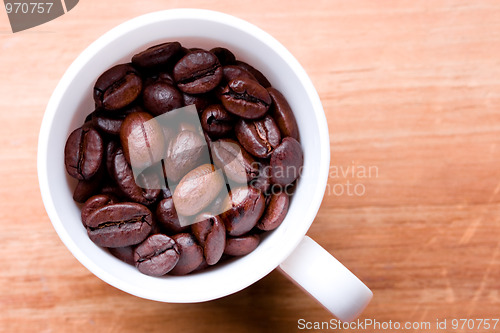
235,115 -> 281,158
108,246 -> 135,266
159,72 -> 175,82
142,81 -> 183,116
69,42 -> 305,276
164,130 -> 208,183
224,234 -> 260,256
149,218 -> 163,235
270,137 -> 303,186
209,190 -> 227,216
188,47 -> 206,52
73,170 -> 103,203
182,92 -> 214,112
134,234 -> 180,276
91,106 -> 138,136
85,202 -> 153,248
201,104 -> 234,139
81,194 -> 117,226
173,50 -> 223,94
268,87 -> 299,140
144,72 -> 176,89
222,65 -> 256,84
64,126 -> 104,180
94,64 -> 142,110
84,113 -> 93,123
257,192 -> 289,231
173,164 -> 224,216
169,233 -> 204,275
221,78 -> 271,119
234,60 -> 271,88
131,42 -> 183,69
156,197 -> 189,234
192,258 -> 209,273
210,47 -> 236,66
192,213 -> 225,265
221,186 -> 266,236
249,162 -> 271,194
111,147 -> 161,205
100,180 -> 127,200
211,138 -> 258,183
120,111 -> 165,170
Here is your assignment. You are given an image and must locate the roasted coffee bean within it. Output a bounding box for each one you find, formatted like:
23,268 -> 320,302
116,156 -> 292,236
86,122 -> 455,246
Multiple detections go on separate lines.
84,113 -> 93,123
268,87 -> 299,140
182,92 -> 214,112
120,111 -> 165,170
210,47 -> 236,66
173,50 -> 223,94
131,42 -> 183,69
91,106 -> 138,136
234,60 -> 271,88
149,218 -> 162,235
164,130 -> 207,183
173,164 -> 224,216
112,147 -> 161,205
105,140 -> 119,176
64,126 -> 104,180
211,139 -> 258,183
270,137 -> 304,186
69,42 -> 305,276
192,259 -> 209,273
221,186 -> 266,236
192,213 -> 225,265
100,180 -> 127,200
81,194 -> 117,225
156,197 -> 189,234
108,246 -> 135,266
134,234 -> 180,276
157,72 -> 175,84
85,202 -> 153,248
235,115 -> 281,158
224,234 -> 260,256
201,104 -> 234,138
213,85 -> 225,101
73,170 -> 103,203
169,233 -> 204,275
94,64 -> 142,110
249,162 -> 271,194
144,72 -> 176,87
188,47 -> 206,52
142,81 -> 183,116
221,78 -> 271,119
222,65 -> 256,84
209,190 -> 228,215
270,137 -> 303,186
257,192 -> 289,231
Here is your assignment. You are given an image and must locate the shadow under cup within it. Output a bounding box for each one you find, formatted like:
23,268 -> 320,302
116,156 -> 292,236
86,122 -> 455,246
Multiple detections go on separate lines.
39,10 -> 329,303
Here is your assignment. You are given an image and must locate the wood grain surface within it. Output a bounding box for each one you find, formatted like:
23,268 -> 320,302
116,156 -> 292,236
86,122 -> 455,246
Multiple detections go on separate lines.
1,1 -> 499,332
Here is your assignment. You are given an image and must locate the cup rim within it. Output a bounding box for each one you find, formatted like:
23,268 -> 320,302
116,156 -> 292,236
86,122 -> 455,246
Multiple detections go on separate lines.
37,9 -> 330,302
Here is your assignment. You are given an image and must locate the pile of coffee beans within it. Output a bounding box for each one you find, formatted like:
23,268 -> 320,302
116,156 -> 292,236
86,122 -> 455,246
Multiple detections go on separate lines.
64,41 -> 303,277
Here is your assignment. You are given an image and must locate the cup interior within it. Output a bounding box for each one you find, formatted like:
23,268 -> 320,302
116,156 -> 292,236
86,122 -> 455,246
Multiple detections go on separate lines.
38,9 -> 330,302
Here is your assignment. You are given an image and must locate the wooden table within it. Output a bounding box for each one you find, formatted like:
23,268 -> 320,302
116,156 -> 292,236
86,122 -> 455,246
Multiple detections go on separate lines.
1,1 -> 499,332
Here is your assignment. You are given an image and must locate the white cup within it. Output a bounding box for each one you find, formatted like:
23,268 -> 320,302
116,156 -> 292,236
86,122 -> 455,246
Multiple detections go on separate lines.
37,9 -> 372,322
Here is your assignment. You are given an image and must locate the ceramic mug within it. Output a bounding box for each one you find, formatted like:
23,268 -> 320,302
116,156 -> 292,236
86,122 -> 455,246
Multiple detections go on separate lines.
37,9 -> 372,322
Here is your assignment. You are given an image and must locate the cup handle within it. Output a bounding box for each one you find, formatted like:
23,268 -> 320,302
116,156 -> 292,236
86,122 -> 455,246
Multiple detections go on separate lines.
277,236 -> 373,322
